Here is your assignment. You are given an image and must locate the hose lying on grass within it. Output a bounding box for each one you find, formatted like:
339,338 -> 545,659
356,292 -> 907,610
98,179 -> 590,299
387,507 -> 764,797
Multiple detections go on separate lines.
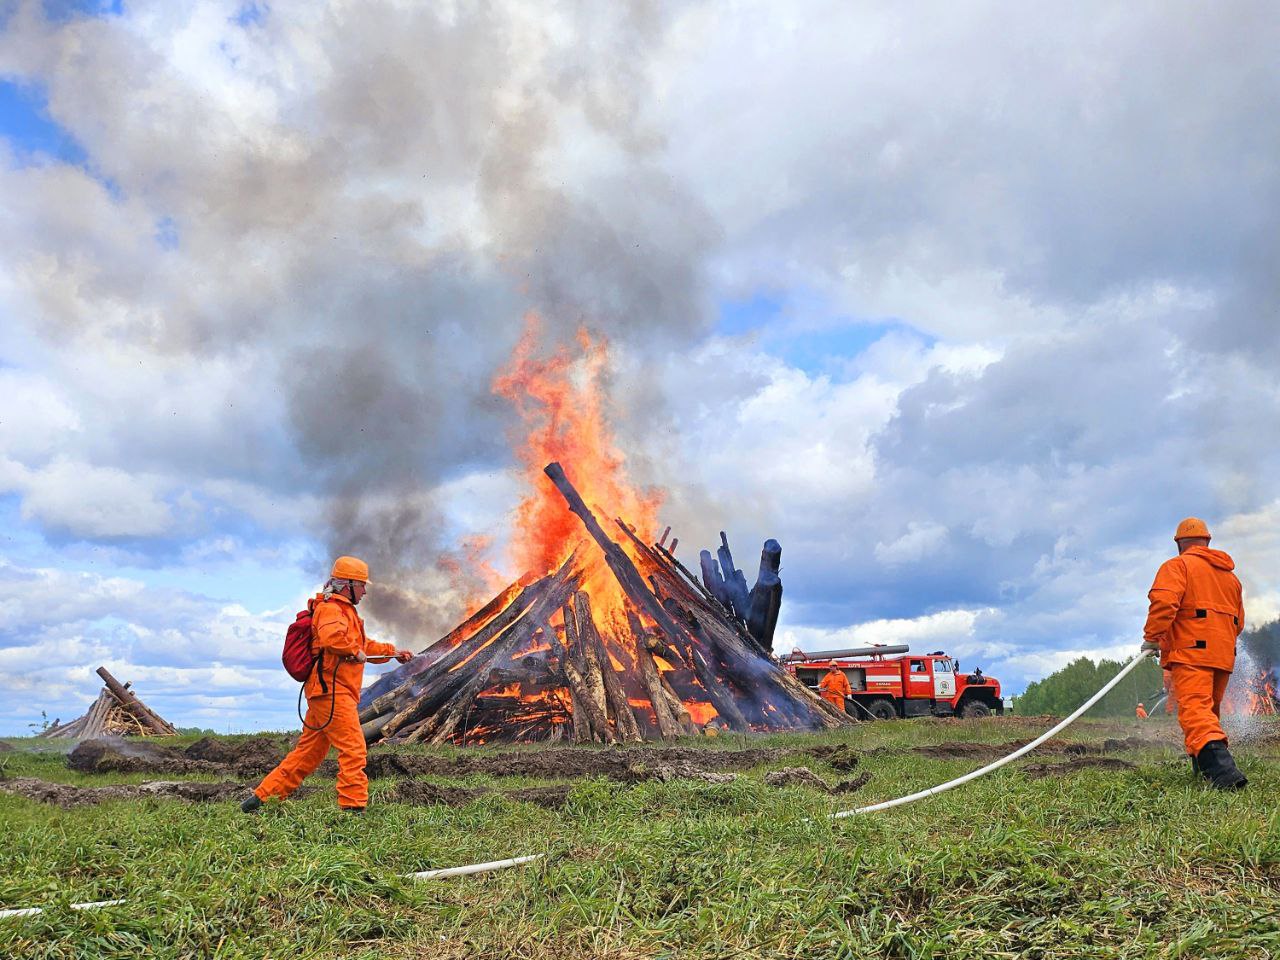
0,899 -> 126,920
1,856 -> 547,920
832,649 -> 1155,818
404,854 -> 544,880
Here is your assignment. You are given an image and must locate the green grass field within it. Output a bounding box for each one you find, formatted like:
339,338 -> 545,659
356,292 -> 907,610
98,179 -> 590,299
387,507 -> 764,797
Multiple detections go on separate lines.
2,716 -> 1278,959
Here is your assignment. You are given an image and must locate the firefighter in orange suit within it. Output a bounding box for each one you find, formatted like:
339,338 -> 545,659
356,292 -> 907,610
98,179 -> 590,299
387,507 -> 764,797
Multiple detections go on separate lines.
1135,702 -> 1148,719
818,666 -> 852,714
1141,518 -> 1247,790
243,557 -> 413,813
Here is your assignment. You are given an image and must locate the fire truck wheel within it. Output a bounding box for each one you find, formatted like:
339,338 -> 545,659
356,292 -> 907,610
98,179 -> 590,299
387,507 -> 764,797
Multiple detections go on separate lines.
959,700 -> 992,719
866,699 -> 897,721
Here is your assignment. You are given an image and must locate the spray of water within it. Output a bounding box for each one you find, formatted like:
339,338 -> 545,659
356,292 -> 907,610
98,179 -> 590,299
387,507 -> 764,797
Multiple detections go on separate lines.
1223,648 -> 1270,745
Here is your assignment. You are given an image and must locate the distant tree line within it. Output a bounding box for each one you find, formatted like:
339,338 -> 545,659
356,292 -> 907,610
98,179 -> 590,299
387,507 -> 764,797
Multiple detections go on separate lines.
1012,620 -> 1278,717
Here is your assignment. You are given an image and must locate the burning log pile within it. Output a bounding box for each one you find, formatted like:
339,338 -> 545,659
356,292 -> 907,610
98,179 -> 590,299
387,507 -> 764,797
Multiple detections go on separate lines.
37,667 -> 177,740
1245,668 -> 1278,716
359,462 -> 849,745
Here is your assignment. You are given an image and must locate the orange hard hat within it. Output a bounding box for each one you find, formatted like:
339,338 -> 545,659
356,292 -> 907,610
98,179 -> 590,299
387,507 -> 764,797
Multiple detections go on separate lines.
331,556 -> 370,582
1174,518 -> 1211,542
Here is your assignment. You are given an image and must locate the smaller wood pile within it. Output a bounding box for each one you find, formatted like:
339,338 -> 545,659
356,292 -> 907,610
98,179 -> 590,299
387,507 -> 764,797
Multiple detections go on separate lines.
38,667 -> 177,740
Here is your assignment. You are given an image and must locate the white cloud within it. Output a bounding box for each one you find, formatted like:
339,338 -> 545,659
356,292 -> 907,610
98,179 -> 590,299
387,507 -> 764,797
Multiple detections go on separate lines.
778,607 -> 1001,658
874,522 -> 949,567
2,457 -> 175,538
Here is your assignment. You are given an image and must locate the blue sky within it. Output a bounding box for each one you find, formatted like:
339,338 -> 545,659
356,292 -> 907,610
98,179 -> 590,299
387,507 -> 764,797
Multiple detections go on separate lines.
2,1 -> 1279,735
0,78 -> 84,164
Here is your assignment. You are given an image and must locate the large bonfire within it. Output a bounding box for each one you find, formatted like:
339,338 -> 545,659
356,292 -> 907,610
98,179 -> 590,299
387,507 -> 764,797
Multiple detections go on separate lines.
358,319 -> 849,745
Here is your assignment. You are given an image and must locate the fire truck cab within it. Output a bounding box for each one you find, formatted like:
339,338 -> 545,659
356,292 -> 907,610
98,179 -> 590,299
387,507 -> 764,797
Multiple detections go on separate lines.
783,644 -> 1003,720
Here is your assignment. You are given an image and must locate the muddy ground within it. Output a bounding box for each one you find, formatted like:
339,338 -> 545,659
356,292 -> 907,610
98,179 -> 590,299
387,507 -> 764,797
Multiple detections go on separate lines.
909,735 -> 1159,762
763,767 -> 871,794
364,744 -> 868,783
66,735 -> 291,776
64,736 -> 861,783
1021,757 -> 1137,778
0,777 -> 253,808
388,781 -> 573,809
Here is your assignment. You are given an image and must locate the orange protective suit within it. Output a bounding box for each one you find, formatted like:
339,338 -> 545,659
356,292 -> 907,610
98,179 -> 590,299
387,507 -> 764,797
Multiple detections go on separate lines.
818,668 -> 852,712
255,593 -> 395,809
1143,546 -> 1244,755
1135,704 -> 1148,719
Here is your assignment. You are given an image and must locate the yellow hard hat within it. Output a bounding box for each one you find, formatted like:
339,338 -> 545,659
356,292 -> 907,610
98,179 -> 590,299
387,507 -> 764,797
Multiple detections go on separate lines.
1174,518 -> 1211,542
331,556 -> 370,582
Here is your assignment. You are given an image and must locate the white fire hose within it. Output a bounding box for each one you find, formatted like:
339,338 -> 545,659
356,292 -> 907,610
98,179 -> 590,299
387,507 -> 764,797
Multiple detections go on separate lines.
833,649 -> 1155,818
1,857 -> 545,921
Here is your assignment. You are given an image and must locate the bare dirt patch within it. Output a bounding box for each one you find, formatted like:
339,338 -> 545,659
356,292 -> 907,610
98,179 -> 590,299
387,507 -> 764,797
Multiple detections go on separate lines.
64,738 -> 839,783
0,777 -> 250,808
1021,757 -> 1137,778
68,737 -> 212,775
66,735 -> 290,777
365,745 -> 834,783
388,780 -> 573,809
763,766 -> 871,794
184,735 -> 288,774
912,736 -> 1157,761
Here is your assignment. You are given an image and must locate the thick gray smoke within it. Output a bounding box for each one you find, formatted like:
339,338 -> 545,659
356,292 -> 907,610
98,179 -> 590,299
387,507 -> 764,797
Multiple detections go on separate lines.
0,1 -> 719,644
1240,622 -> 1280,671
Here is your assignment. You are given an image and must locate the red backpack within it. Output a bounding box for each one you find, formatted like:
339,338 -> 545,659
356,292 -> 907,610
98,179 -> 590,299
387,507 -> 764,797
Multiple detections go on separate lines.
282,608 -> 316,682
284,604 -> 338,731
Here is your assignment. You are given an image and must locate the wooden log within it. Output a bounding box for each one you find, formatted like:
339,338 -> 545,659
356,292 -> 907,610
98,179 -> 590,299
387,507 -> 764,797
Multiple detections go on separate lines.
557,610 -> 596,743
359,575 -> 535,710
563,602 -> 608,739
699,549 -> 732,609
627,522 -> 846,730
96,667 -> 175,735
360,574 -> 548,724
544,461 -> 750,733
377,627 -> 507,740
626,607 -> 682,740
410,559 -> 585,744
615,520 -> 769,660
371,555 -> 581,740
360,709 -> 397,740
79,691 -> 115,740
567,687 -> 589,743
715,532 -> 752,621
677,593 -> 849,729
570,601 -> 609,737
746,539 -> 783,649
414,617 -> 549,745
575,592 -> 644,742
657,669 -> 699,734
557,634 -> 616,745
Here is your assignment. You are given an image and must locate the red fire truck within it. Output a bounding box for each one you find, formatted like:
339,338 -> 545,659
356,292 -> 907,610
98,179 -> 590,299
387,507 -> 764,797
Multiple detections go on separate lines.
782,644 -> 1003,720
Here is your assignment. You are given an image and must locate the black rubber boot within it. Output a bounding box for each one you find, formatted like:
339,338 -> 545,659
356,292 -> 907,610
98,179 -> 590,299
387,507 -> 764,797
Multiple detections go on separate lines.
1196,740 -> 1247,791
240,793 -> 262,813
343,806 -> 365,814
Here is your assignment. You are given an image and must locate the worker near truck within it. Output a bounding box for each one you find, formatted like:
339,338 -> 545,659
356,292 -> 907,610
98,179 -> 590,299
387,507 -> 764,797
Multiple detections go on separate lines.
242,557 -> 414,813
817,665 -> 852,713
1141,518 -> 1247,790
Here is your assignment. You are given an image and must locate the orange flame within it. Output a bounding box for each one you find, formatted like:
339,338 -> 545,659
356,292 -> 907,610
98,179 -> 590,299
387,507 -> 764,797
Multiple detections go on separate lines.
492,314 -> 664,579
